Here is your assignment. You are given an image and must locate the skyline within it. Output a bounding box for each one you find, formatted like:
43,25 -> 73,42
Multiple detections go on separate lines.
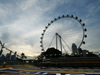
0,0 -> 100,57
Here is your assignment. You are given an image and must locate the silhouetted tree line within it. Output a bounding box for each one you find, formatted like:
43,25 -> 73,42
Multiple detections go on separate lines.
86,52 -> 98,57
42,47 -> 62,58
40,47 -> 99,59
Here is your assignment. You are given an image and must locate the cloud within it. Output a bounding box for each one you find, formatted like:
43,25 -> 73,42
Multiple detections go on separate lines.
0,0 -> 100,57
81,17 -> 100,52
0,0 -> 61,56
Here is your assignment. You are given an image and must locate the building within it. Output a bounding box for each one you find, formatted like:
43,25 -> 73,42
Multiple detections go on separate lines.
11,52 -> 17,60
72,43 -> 79,55
6,51 -> 12,60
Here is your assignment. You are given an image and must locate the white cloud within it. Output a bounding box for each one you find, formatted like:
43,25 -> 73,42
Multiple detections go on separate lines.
0,0 -> 60,57
0,0 -> 100,57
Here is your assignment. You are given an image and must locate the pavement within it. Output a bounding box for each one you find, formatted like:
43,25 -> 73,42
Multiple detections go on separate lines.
0,65 -> 100,75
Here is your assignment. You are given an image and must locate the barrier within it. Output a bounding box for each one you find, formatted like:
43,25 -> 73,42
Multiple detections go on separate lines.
0,64 -> 27,68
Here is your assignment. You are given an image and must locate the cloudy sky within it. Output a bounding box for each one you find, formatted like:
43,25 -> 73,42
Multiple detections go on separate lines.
0,0 -> 100,57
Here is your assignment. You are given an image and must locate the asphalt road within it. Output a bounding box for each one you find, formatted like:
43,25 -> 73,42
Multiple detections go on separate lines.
0,65 -> 100,75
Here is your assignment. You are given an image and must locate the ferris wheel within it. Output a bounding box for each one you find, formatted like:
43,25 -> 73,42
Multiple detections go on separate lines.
40,15 -> 87,54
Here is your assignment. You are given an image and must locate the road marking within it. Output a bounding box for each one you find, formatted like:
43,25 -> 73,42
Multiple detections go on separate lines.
65,74 -> 70,75
42,72 -> 48,74
56,73 -> 61,75
26,71 -> 30,74
34,72 -> 40,74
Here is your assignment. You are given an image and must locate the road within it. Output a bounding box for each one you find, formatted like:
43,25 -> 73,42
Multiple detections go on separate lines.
0,65 -> 100,75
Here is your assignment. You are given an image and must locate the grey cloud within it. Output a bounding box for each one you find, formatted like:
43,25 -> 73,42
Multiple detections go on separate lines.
0,0 -> 100,57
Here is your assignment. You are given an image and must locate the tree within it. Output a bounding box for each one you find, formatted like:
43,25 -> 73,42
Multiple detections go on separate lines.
87,52 -> 98,57
21,53 -> 27,59
44,47 -> 62,58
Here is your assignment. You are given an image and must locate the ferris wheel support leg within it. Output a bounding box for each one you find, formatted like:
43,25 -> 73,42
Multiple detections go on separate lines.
56,33 -> 58,50
59,36 -> 62,55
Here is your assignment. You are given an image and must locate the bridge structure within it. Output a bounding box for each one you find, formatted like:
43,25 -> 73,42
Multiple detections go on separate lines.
0,40 -> 35,68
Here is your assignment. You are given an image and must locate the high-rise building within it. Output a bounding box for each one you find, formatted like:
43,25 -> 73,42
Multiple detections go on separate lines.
11,52 -> 17,60
0,49 -> 3,56
6,51 -> 12,60
0,54 -> 5,60
72,43 -> 79,55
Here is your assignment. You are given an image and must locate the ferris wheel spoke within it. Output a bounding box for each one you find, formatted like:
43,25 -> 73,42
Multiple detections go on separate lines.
61,37 -> 71,51
62,44 -> 69,54
40,15 -> 87,54
48,34 -> 56,48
